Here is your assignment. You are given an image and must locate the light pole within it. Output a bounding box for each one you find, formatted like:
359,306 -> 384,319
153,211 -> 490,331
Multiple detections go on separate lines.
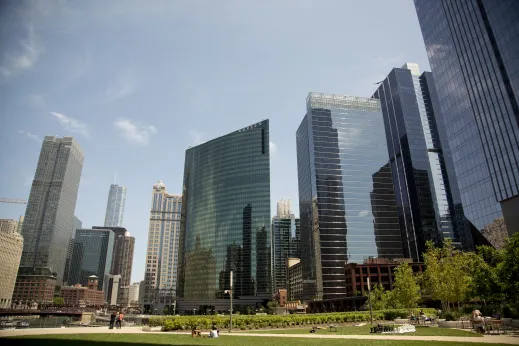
229,270 -> 233,332
367,278 -> 373,325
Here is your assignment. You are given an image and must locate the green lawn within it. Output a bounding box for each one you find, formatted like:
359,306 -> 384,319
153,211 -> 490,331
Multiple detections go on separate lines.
240,325 -> 481,337
3,334 -> 506,346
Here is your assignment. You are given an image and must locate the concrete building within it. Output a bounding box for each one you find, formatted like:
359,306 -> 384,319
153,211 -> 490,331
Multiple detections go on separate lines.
277,199 -> 292,218
128,282 -> 140,306
16,216 -> 24,234
61,276 -> 104,307
103,274 -> 121,306
0,219 -> 24,308
104,184 -> 127,228
143,182 -> 181,314
12,267 -> 56,304
19,136 -> 84,284
287,258 -> 303,302
344,258 -> 424,296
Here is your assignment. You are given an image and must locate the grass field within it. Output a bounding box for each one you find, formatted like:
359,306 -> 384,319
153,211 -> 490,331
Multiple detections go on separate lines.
2,334 -> 510,346
241,325 -> 482,337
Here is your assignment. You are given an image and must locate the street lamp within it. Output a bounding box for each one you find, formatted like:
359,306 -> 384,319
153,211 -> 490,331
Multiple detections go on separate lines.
367,278 -> 373,325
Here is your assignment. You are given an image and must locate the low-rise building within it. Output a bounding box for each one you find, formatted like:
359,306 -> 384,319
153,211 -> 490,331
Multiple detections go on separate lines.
12,267 -> 56,305
274,289 -> 287,307
60,275 -> 104,307
344,258 -> 424,296
287,258 -> 303,301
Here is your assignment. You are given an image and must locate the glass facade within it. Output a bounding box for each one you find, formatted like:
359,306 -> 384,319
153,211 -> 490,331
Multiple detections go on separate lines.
373,64 -> 472,259
415,0 -> 519,236
20,136 -> 84,284
272,216 -> 300,292
63,216 -> 82,286
296,93 -> 404,300
177,120 -> 271,311
104,184 -> 127,228
68,228 -> 114,290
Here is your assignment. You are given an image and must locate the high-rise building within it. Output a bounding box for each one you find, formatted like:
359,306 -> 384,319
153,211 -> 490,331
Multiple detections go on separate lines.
272,199 -> 300,292
0,219 -> 23,308
296,93 -> 404,300
373,63 -> 472,259
129,282 -> 140,306
16,216 -> 24,234
19,136 -> 84,284
177,120 -> 271,312
414,0 -> 519,237
142,181 -> 181,314
64,216 -> 82,286
104,184 -> 127,228
93,226 -> 135,307
103,274 -> 121,306
68,228 -> 114,290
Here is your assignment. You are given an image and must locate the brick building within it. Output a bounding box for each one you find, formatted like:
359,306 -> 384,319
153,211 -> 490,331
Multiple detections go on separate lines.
287,258 -> 303,301
60,275 -> 104,307
12,267 -> 56,305
344,258 -> 424,296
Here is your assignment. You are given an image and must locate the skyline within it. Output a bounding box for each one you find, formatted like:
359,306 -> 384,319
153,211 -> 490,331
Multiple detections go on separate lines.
0,0 -> 432,283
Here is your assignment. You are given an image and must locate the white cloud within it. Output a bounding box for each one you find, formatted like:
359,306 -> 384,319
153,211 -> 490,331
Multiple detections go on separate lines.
0,26 -> 42,80
114,118 -> 157,145
18,130 -> 41,143
189,130 -> 205,146
269,141 -> 277,155
50,112 -> 90,138
358,210 -> 369,217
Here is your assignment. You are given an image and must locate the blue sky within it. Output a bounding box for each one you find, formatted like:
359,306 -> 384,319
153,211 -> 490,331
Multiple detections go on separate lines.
0,0 -> 430,283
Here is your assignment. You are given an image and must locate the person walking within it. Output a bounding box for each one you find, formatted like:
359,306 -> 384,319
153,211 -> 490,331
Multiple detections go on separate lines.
117,312 -> 124,329
109,311 -> 116,329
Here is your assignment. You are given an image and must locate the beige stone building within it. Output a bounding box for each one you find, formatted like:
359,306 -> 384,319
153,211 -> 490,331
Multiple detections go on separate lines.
481,217 -> 508,249
0,219 -> 24,308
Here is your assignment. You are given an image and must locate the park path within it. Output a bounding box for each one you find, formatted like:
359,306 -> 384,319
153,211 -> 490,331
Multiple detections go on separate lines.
0,326 -> 518,344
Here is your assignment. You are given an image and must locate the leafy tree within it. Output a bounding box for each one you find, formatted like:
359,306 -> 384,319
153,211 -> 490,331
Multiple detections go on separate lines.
364,284 -> 391,310
391,262 -> 420,310
500,233 -> 519,304
470,245 -> 505,304
266,300 -> 279,314
53,297 -> 65,306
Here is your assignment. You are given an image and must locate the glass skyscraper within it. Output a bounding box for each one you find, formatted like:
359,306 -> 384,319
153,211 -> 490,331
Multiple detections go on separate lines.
104,184 -> 127,228
177,120 -> 271,312
414,0 -> 519,239
68,228 -> 114,290
373,63 -> 472,259
296,93 -> 404,300
142,181 -> 182,314
19,136 -> 84,284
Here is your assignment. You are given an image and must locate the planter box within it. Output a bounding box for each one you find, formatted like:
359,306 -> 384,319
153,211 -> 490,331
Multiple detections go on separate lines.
394,319 -> 408,324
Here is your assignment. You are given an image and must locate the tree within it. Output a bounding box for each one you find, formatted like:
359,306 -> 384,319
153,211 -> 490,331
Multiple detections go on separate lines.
53,297 -> 65,306
391,262 -> 421,310
364,284 -> 391,310
500,233 -> 519,304
266,300 -> 279,314
470,245 -> 505,304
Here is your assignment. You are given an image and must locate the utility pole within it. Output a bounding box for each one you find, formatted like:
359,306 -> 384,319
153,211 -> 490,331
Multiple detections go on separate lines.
367,277 -> 373,325
229,271 -> 233,332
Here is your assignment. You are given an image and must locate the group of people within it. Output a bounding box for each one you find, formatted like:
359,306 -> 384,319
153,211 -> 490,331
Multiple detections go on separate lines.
109,311 -> 124,329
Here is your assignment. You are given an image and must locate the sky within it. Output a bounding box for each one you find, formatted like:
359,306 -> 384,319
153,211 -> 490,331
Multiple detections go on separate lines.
0,0 -> 430,284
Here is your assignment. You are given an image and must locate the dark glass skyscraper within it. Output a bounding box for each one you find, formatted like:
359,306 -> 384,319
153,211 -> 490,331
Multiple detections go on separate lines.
272,215 -> 300,292
373,63 -> 472,259
296,93 -> 404,300
177,120 -> 271,312
68,228 -> 114,290
415,0 -> 519,238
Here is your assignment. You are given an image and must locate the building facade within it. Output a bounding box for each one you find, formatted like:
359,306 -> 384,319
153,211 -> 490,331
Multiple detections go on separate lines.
177,120 -> 271,312
94,226 -> 135,307
272,208 -> 300,292
0,219 -> 24,308
142,182 -> 181,314
373,63 -> 472,259
296,93 -> 404,300
61,276 -> 104,307
12,267 -> 56,304
64,216 -> 82,286
104,184 -> 127,228
128,282 -> 140,306
103,274 -> 121,306
68,228 -> 114,290
287,258 -> 303,302
19,136 -> 84,284
414,0 -> 519,237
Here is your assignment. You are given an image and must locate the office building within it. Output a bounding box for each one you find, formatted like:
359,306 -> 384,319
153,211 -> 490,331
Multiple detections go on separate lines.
64,216 -> 82,286
103,274 -> 121,306
177,120 -> 271,312
61,276 -> 104,307
287,258 -> 303,302
0,219 -> 24,308
129,282 -> 140,306
12,267 -> 56,304
414,0 -> 519,237
142,182 -> 181,314
104,184 -> 127,228
16,216 -> 24,234
19,136 -> 84,284
68,228 -> 114,290
272,200 -> 300,292
344,258 -> 424,296
373,63 -> 472,259
296,93 -> 404,300
94,226 -> 135,307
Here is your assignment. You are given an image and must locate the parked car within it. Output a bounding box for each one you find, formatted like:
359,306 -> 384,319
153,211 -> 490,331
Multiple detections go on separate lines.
0,321 -> 15,330
16,321 -> 30,328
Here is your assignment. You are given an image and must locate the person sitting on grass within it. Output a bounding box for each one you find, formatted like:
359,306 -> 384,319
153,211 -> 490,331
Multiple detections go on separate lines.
209,326 -> 219,338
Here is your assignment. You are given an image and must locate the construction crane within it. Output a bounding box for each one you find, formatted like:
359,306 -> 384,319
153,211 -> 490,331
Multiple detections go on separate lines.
0,198 -> 28,204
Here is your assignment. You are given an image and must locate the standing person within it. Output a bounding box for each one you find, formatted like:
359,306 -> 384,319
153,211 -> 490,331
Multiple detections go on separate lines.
109,311 -> 116,329
115,311 -> 121,329
117,312 -> 124,329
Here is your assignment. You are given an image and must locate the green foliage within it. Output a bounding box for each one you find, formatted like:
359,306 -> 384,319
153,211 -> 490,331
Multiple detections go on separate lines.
500,233 -> 519,304
391,262 -> 421,310
151,309 -> 437,331
266,300 -> 279,314
469,246 -> 505,303
364,284 -> 393,310
53,297 -> 65,306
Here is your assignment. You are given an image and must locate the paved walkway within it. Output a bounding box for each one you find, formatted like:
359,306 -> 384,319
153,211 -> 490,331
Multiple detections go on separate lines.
1,327 -> 518,344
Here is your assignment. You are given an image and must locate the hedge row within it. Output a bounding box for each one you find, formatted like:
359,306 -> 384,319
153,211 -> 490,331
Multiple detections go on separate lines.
150,309 -> 437,331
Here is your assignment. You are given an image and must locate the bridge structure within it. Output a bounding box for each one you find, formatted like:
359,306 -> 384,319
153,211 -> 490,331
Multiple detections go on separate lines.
0,309 -> 85,317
